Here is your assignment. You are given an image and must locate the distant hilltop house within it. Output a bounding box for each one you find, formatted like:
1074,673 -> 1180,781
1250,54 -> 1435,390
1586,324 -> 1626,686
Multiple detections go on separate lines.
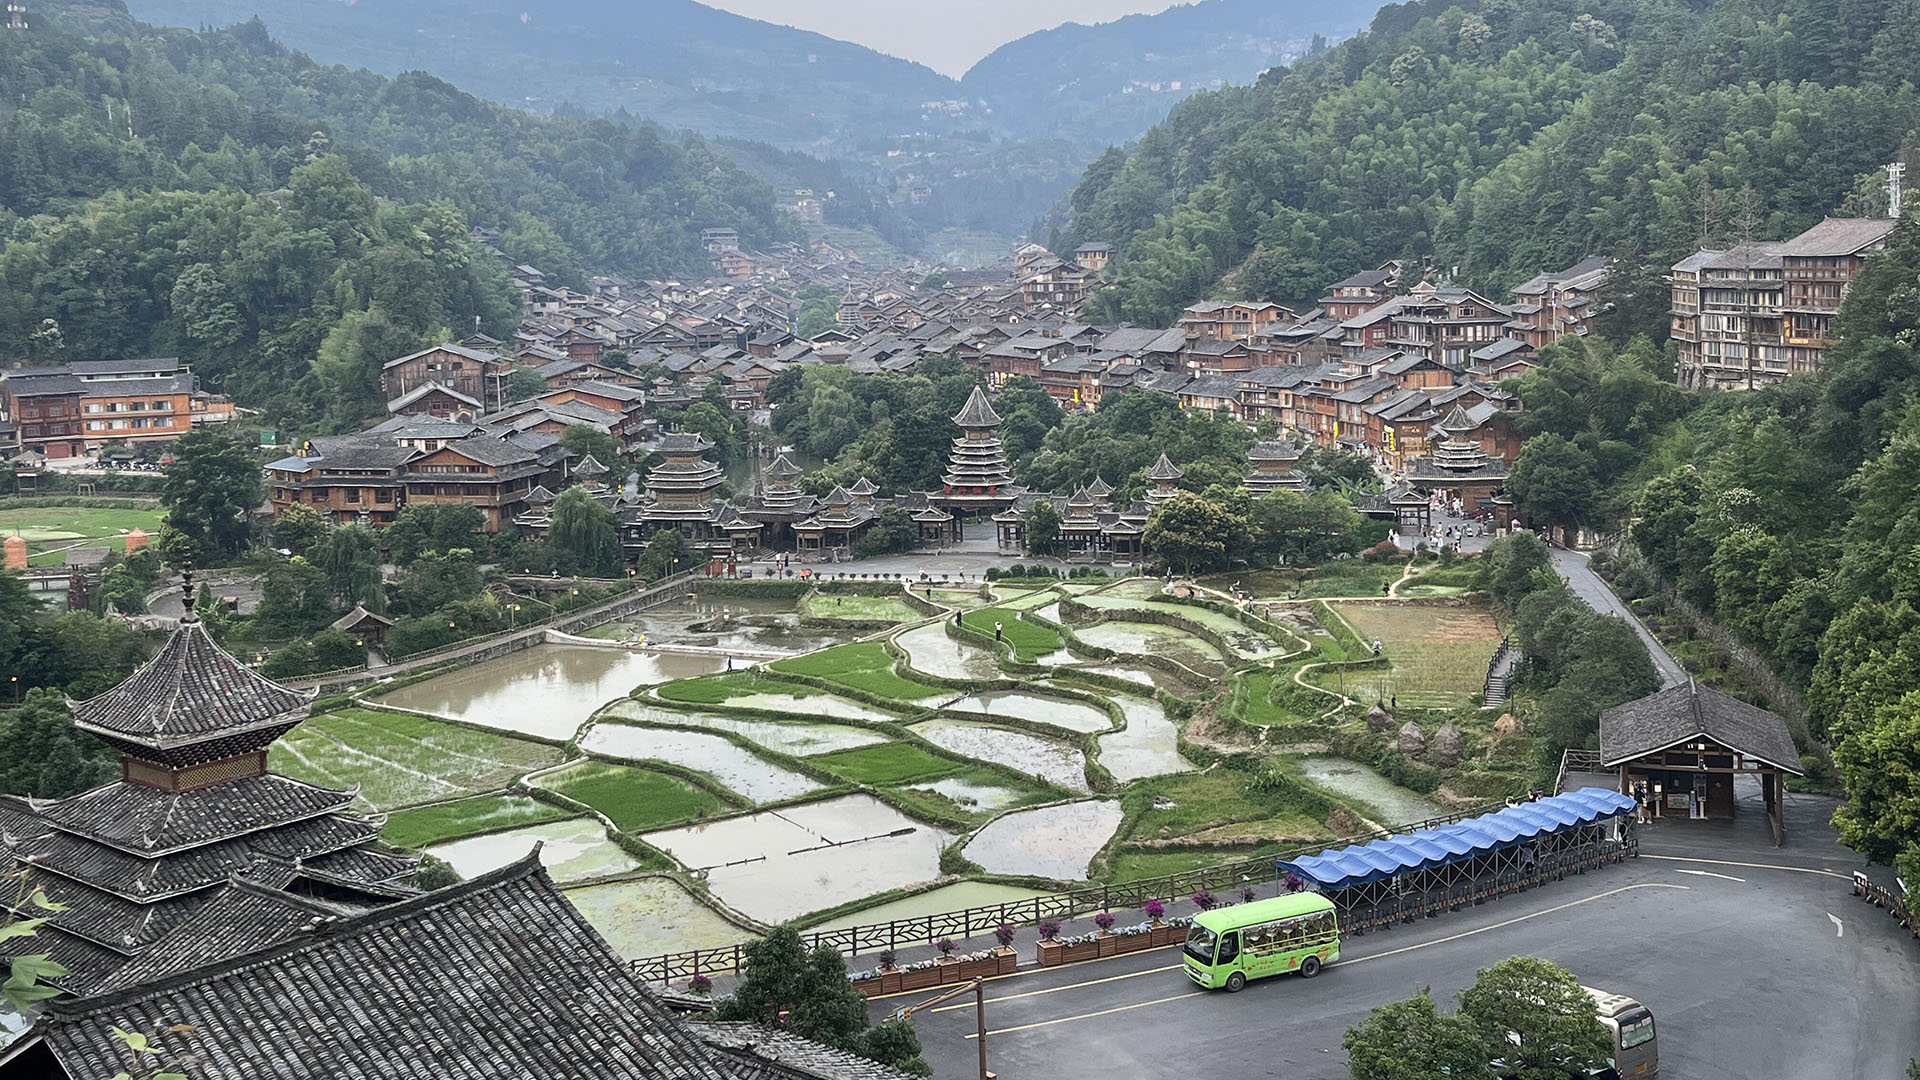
1671,216 -> 1895,391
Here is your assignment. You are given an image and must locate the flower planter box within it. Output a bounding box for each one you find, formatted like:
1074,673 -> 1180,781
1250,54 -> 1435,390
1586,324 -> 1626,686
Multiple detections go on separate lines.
1095,932 -> 1118,957
1148,924 -> 1176,948
1037,939 -> 1101,967
1112,933 -> 1154,956
851,969 -> 904,998
953,955 -> 1012,981
899,965 -> 944,992
991,948 -> 1018,975
937,958 -> 963,984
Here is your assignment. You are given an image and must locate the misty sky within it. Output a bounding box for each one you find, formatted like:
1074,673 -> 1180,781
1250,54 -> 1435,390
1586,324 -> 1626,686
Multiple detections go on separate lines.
696,1 -> 1184,78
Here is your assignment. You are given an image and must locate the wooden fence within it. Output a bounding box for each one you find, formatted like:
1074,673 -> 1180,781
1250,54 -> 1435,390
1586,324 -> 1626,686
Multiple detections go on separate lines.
626,799 -> 1515,985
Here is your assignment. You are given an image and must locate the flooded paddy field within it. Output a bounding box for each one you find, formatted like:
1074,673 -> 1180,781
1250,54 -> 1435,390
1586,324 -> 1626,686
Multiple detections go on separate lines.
961,800 -> 1124,880
1072,622 -> 1226,672
564,877 -> 751,959
1091,694 -> 1195,782
909,718 -> 1089,793
1295,754 -> 1445,824
599,702 -> 889,756
376,644 -> 726,740
940,690 -> 1112,734
425,817 -> 639,883
577,724 -> 823,803
643,795 -> 951,924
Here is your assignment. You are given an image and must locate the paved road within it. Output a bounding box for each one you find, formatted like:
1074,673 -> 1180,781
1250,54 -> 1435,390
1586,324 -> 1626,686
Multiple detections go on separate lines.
1551,547 -> 1687,687
882,800 -> 1917,1079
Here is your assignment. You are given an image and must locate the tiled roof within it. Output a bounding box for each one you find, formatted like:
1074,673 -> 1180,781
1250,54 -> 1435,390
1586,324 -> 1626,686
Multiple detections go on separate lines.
9,814 -> 380,902
1773,217 -> 1895,257
951,385 -> 1002,428
36,775 -> 360,856
1145,452 -> 1184,481
1599,681 -> 1803,772
33,855 -> 755,1080
697,1022 -> 922,1080
67,621 -> 312,748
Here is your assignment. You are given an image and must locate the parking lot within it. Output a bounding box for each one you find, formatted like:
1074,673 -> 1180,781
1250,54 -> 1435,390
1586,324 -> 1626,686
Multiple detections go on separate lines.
880,798 -> 1919,1079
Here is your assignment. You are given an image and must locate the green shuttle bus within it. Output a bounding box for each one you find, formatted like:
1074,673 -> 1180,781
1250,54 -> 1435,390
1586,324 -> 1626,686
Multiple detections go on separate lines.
1182,892 -> 1339,992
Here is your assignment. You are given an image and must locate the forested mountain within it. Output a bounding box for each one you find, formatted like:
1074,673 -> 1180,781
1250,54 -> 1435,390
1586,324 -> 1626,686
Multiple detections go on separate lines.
1052,0 -> 1920,325
962,0 -> 1372,143
2,3 -> 796,423
114,0 -> 958,145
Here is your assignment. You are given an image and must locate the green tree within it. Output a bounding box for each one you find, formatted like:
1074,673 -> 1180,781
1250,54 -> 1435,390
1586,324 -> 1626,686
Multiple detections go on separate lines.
1144,492 -> 1243,575
1025,499 -> 1064,557
636,528 -> 690,580
309,627 -> 366,671
1830,690 -> 1920,872
271,504 -> 326,556
549,486 -> 621,577
314,524 -> 386,612
1481,532 -> 1555,615
713,926 -> 930,1076
311,308 -> 430,430
0,690 -> 118,798
855,506 -> 918,558
1457,957 -> 1611,1080
1508,434 -> 1601,537
507,364 -> 550,402
387,504 -> 486,566
161,430 -> 266,561
559,424 -> 622,470
254,556 -> 334,637
1343,989 -> 1488,1080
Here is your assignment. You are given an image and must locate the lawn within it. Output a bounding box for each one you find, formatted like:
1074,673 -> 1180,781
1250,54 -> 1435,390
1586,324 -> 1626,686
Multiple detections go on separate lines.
0,504 -> 167,566
1313,601 -> 1504,708
272,708 -> 564,811
381,795 -> 571,849
533,759 -> 731,831
804,593 -> 922,622
812,741 -> 962,785
770,642 -> 946,700
961,607 -> 1063,661
1294,562 -> 1407,599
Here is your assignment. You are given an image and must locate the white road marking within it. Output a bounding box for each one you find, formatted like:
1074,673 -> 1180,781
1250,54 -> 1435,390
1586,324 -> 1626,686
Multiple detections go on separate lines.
1828,912 -> 1844,938
1673,868 -> 1746,882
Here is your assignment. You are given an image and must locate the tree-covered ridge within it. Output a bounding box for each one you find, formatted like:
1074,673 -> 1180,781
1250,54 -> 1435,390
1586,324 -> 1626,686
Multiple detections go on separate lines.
1052,0 -> 1920,325
2,7 -> 797,285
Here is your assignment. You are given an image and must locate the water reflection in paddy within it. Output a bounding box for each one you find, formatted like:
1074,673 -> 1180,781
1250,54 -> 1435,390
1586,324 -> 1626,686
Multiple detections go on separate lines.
426,817 -> 637,883
1095,694 -> 1196,782
578,725 -> 823,802
910,718 -> 1088,793
564,877 -> 750,958
375,645 -> 726,740
1296,755 -> 1444,824
894,623 -> 999,681
962,800 -> 1123,880
643,794 -> 951,923
942,691 -> 1111,733
906,777 -> 1027,812
1073,622 -> 1224,671
596,703 -> 888,756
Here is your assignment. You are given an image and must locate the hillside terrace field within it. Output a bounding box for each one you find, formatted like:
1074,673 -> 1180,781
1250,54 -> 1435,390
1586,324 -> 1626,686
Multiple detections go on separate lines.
1312,601 -> 1504,709
272,708 -> 564,812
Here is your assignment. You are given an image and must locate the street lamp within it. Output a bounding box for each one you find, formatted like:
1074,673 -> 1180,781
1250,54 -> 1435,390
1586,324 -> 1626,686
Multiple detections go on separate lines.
892,977 -> 993,1080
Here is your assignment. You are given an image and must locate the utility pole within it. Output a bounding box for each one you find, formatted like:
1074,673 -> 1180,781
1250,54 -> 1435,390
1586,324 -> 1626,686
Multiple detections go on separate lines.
1889,162 -> 1906,219
892,977 -> 993,1080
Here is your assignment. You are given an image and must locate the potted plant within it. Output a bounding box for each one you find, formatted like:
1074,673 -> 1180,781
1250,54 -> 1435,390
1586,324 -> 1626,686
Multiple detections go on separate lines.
899,957 -> 944,992
1144,900 -> 1174,947
1192,888 -> 1217,912
1241,885 -> 1257,904
1035,919 -> 1065,966
1110,921 -> 1155,955
1056,931 -> 1102,964
687,973 -> 713,997
991,923 -> 1019,974
1282,872 -> 1306,894
935,937 -> 960,982
1093,912 -> 1118,956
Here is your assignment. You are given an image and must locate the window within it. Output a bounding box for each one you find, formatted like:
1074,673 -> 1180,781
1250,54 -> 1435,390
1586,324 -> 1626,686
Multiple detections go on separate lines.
86,421 -> 106,432
110,420 -> 128,431
1618,1011 -> 1655,1049
152,400 -> 170,410
1215,931 -> 1240,965
85,403 -> 104,414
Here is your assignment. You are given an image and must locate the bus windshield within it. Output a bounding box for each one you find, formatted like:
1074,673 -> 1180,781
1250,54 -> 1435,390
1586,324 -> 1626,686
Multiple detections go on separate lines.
1617,1009 -> 1655,1049
1184,925 -> 1217,965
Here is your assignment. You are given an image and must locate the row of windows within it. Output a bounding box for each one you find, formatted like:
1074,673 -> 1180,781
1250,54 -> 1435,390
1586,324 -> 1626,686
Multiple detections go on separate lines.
85,418 -> 174,432
83,400 -> 174,414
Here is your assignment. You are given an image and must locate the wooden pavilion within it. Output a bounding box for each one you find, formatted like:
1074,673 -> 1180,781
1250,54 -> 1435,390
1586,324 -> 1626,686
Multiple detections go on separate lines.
1598,680 -> 1804,845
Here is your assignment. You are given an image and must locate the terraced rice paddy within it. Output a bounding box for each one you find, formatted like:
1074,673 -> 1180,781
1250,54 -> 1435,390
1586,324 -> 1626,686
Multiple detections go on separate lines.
1296,755 -> 1445,825
382,794 -> 569,848
426,817 -> 639,883
576,725 -> 822,803
599,703 -> 888,756
376,644 -> 726,739
962,799 -> 1124,880
1314,601 -> 1503,708
894,623 -> 1000,680
770,642 -> 945,700
804,882 -> 1050,931
643,795 -> 950,923
272,708 -> 563,812
1094,694 -> 1195,782
1072,622 -> 1225,671
909,718 -> 1089,793
941,690 -> 1112,734
529,759 -> 731,831
904,777 -> 1028,812
1075,593 -> 1293,658
564,877 -> 750,959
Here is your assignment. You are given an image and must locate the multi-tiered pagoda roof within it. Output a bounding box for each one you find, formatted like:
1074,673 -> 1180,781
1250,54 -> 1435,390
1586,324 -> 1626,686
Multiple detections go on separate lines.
1,581 -> 416,996
1144,451 -> 1184,509
938,386 -> 1019,508
1244,440 -> 1309,495
1406,405 -> 1509,482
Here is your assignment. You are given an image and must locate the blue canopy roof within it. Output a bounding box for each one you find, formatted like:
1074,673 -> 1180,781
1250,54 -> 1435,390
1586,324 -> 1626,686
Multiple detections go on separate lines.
1276,787 -> 1636,890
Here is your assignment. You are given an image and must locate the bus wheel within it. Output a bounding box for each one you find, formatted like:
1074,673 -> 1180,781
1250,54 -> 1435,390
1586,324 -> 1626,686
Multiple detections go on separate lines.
1300,956 -> 1321,978
1224,972 -> 1246,993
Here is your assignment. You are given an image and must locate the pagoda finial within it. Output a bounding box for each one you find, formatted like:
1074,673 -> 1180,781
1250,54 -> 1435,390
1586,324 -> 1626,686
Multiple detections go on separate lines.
180,558 -> 198,624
